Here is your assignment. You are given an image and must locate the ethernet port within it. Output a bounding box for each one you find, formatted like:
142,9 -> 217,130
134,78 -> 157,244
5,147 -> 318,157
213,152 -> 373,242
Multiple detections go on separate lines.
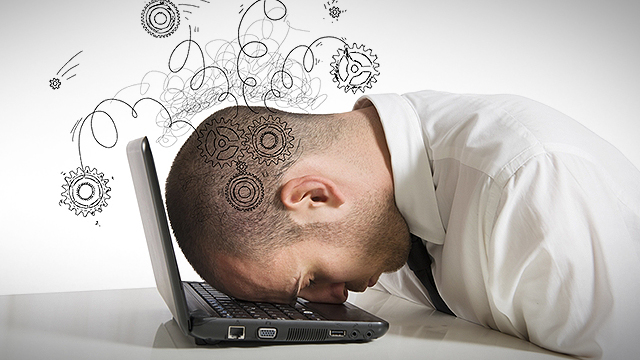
228,326 -> 245,340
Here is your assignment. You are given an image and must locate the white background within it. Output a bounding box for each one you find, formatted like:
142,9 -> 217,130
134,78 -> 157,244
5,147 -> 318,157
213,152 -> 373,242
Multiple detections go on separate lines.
1,0 -> 638,296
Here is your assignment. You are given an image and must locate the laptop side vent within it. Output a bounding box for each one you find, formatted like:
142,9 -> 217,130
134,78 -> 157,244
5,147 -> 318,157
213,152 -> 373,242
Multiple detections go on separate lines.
286,328 -> 328,342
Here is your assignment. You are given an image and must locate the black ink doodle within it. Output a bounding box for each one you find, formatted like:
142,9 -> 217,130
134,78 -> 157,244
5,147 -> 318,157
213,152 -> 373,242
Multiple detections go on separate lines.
330,43 -> 380,94
245,115 -> 294,166
177,0 -> 210,21
50,50 -> 83,90
61,166 -> 111,217
197,116 -> 246,168
50,78 -> 62,90
323,0 -> 346,22
225,162 -> 264,211
141,0 -> 181,38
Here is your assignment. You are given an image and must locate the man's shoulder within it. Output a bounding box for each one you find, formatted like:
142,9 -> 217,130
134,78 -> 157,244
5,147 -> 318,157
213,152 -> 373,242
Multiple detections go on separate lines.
400,90 -> 633,183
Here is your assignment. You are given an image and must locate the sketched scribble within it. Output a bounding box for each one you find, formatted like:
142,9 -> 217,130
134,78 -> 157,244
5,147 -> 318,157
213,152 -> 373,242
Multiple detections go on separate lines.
61,0 -> 381,217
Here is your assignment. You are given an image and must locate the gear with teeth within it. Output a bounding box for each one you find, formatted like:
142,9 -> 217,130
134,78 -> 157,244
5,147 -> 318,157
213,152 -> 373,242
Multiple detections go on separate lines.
245,115 -> 294,166
61,166 -> 111,217
197,116 -> 246,169
330,43 -> 380,94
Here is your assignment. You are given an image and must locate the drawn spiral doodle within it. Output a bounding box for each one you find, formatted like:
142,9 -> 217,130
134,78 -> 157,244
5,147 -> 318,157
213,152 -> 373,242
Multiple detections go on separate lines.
61,167 -> 111,217
245,115 -> 294,166
141,0 -> 181,38
197,117 -> 245,168
330,43 -> 380,94
225,164 -> 264,211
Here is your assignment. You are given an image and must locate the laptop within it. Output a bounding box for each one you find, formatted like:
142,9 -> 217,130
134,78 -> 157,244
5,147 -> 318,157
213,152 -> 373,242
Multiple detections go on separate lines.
126,136 -> 389,344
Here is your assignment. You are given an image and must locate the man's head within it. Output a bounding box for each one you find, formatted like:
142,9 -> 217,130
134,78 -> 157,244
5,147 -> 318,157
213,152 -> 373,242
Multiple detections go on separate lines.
165,105 -> 410,304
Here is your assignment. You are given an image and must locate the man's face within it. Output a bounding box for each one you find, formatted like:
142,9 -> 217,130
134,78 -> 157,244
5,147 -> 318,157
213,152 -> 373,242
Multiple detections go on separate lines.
213,192 -> 411,304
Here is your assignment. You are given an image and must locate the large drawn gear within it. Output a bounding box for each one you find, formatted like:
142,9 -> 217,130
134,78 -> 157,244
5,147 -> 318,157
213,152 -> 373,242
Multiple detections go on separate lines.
61,166 -> 111,217
245,115 -> 295,166
330,43 -> 380,94
197,116 -> 246,168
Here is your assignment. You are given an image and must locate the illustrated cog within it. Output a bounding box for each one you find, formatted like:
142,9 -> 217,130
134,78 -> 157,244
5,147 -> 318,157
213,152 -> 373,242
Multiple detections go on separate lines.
245,115 -> 295,166
329,6 -> 342,19
225,170 -> 264,212
49,78 -> 61,90
61,166 -> 111,217
141,0 -> 180,38
330,43 -> 380,94
197,116 -> 246,168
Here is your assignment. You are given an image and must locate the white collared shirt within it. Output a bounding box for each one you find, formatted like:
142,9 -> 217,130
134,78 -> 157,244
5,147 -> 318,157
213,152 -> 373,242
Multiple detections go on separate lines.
354,90 -> 640,359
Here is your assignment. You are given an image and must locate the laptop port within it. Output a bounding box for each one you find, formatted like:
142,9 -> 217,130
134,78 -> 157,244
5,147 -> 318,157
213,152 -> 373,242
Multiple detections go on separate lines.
257,327 -> 277,339
228,326 -> 245,340
329,330 -> 346,337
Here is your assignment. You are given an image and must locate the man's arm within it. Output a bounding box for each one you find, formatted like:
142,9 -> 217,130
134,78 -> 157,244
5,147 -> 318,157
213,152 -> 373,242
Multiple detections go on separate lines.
486,150 -> 640,359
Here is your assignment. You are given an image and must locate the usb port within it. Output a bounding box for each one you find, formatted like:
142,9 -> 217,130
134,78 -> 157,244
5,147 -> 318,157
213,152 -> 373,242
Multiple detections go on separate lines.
329,329 -> 346,337
258,327 -> 277,339
228,326 -> 245,340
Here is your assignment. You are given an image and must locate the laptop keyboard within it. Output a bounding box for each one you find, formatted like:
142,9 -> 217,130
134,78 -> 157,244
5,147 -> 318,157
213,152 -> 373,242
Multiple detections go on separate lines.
189,282 -> 325,320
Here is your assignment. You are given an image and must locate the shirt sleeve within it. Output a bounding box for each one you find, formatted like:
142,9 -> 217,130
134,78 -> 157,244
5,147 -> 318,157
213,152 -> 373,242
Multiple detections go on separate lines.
485,150 -> 640,359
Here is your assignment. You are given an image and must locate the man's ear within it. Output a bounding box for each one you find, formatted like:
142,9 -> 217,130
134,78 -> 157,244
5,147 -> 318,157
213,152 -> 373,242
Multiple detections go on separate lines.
280,175 -> 346,222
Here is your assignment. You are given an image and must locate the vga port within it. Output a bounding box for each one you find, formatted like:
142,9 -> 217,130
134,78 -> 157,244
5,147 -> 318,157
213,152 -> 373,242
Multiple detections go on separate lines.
257,327 -> 277,339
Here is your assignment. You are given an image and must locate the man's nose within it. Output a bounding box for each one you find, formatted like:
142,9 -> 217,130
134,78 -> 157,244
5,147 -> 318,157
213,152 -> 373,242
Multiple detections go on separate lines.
298,282 -> 348,304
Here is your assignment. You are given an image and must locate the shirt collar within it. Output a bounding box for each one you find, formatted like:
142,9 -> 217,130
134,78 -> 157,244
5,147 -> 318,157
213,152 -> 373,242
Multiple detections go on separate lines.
354,94 -> 445,245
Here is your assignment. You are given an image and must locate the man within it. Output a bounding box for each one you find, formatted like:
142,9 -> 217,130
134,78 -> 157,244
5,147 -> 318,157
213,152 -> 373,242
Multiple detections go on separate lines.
165,90 -> 640,359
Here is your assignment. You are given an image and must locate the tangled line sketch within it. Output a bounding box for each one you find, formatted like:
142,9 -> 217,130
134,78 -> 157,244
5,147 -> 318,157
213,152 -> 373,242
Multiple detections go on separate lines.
60,0 -> 380,217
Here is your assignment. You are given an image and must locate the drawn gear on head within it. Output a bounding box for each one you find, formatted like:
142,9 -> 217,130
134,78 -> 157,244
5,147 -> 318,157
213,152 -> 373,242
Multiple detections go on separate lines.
330,43 -> 380,94
197,116 -> 246,168
245,115 -> 295,166
61,166 -> 111,217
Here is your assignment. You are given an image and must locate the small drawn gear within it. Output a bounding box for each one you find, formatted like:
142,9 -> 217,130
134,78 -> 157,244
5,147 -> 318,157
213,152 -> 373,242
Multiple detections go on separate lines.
330,43 -> 380,94
329,6 -> 342,19
197,116 -> 246,168
141,0 -> 180,38
245,115 -> 295,166
49,78 -> 61,90
61,166 -> 111,217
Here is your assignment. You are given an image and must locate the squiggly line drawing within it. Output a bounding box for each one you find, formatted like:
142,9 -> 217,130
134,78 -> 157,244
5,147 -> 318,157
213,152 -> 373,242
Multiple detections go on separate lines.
50,50 -> 82,90
136,1 -> 330,134
62,0 -> 381,217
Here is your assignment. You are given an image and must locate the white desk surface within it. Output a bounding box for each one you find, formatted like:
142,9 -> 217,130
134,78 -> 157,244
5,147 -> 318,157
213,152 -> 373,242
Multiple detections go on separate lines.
0,287 -> 574,360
